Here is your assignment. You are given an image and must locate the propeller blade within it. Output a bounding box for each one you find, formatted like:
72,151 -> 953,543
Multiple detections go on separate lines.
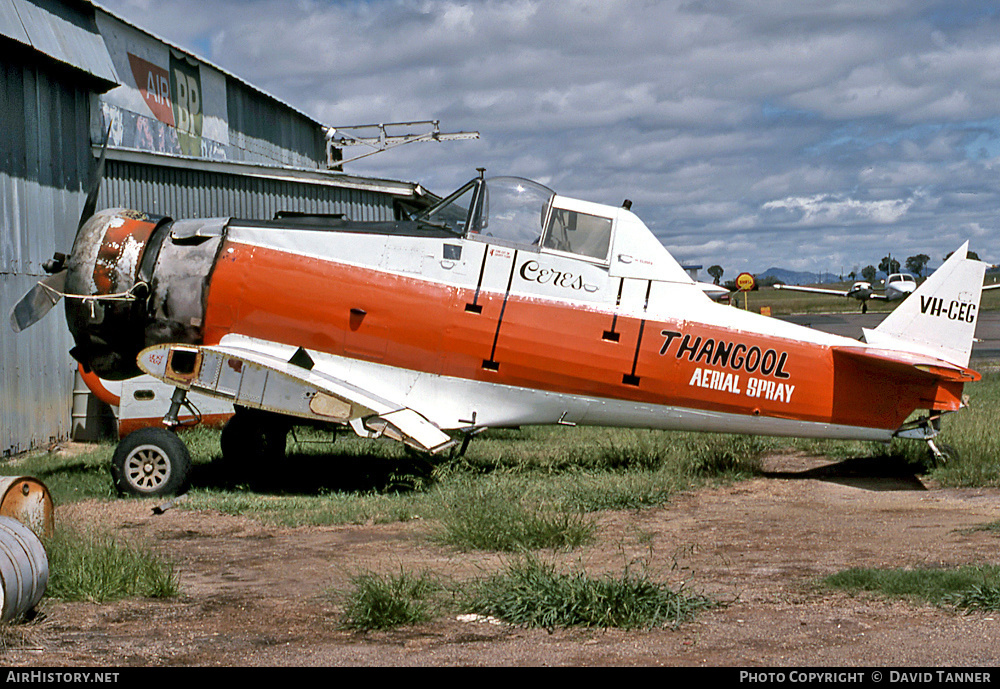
9,270 -> 67,333
77,124 -> 112,231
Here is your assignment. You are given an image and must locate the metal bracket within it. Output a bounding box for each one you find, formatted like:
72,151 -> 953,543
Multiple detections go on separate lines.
893,412 -> 944,440
325,120 -> 479,168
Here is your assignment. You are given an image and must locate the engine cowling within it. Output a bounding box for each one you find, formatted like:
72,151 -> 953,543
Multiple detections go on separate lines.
65,209 -> 224,379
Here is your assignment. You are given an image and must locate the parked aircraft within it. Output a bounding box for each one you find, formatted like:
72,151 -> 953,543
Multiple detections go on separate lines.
10,165 -> 988,497
773,273 -> 918,313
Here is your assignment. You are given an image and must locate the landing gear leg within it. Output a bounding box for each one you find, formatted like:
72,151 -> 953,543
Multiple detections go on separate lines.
925,439 -> 958,466
163,387 -> 189,429
110,386 -> 194,497
895,412 -> 958,468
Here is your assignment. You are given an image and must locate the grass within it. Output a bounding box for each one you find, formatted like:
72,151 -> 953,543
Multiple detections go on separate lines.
430,475 -> 597,551
44,525 -> 179,602
927,368 -> 1000,487
336,556 -> 718,632
339,569 -> 443,630
822,564 -> 1000,613
462,556 -> 717,630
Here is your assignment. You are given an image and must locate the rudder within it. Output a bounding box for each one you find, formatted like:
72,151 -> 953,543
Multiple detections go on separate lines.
863,241 -> 985,368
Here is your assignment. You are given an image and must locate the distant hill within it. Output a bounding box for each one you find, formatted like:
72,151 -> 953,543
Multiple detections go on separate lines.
755,267 -> 843,286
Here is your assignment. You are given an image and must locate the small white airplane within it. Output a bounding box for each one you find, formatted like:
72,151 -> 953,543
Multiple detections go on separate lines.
10,158 -> 989,498
773,273 -> 917,313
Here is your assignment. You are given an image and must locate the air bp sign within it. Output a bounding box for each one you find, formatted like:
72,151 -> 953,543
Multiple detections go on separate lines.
736,272 -> 756,291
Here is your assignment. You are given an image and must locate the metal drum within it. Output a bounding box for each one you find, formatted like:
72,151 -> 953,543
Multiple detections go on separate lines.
0,517 -> 49,622
0,476 -> 54,539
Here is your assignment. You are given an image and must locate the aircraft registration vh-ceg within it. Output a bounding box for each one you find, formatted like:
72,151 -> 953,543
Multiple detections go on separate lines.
10,165 -> 988,497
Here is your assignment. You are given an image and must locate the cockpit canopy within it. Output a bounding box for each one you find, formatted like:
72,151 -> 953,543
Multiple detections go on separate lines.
417,176 -> 614,263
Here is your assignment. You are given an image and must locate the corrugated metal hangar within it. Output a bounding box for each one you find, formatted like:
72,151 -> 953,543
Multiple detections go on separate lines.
1,0 -> 434,456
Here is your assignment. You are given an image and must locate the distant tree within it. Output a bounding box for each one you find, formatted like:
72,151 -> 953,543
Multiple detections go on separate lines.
905,254 -> 930,277
848,270 -> 857,281
861,265 -> 877,282
879,255 -> 901,275
707,265 -> 724,285
945,250 -> 981,261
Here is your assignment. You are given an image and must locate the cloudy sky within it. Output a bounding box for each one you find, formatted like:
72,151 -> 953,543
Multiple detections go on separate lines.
96,0 -> 1000,279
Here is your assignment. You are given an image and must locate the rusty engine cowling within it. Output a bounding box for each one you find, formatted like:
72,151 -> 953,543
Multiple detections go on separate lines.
65,209 -> 225,380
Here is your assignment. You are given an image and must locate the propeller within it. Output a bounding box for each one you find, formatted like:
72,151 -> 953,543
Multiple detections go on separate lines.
9,127 -> 110,333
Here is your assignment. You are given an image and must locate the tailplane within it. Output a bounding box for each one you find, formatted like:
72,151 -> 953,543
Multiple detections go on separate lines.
863,241 -> 985,368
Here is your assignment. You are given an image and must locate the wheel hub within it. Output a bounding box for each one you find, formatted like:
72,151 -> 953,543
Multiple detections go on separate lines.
125,445 -> 172,491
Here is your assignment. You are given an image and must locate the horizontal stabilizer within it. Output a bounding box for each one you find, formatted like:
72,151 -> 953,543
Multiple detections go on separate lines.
832,346 -> 980,383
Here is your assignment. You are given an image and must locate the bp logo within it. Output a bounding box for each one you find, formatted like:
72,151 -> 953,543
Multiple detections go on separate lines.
128,52 -> 203,157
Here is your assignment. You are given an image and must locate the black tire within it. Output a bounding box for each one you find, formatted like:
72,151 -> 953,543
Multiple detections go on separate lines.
219,407 -> 288,467
111,427 -> 192,497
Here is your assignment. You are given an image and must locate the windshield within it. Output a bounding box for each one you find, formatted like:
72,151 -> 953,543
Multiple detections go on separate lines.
479,177 -> 555,245
416,179 -> 480,234
417,176 -> 556,243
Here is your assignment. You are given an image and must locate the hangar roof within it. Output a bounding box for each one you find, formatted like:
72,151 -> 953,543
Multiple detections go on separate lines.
0,0 -> 118,88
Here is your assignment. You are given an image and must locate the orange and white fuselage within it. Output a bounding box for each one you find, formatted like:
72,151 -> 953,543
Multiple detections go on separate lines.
62,175 -> 985,450
172,179 -> 979,444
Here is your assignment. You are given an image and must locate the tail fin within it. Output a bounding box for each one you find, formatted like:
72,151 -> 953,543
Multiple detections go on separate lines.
862,241 -> 985,368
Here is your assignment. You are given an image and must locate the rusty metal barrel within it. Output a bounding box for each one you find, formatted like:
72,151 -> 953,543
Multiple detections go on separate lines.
0,516 -> 49,622
0,476 -> 54,539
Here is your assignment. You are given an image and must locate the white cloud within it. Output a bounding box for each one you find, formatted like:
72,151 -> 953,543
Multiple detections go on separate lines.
761,194 -> 916,226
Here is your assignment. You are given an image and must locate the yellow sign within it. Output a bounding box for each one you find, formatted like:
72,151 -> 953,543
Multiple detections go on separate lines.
736,272 -> 755,291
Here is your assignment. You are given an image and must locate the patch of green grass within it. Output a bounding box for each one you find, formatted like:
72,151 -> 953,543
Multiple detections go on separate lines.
184,489 -> 424,527
44,526 -> 179,602
963,520 -> 1000,535
823,564 -> 1000,612
7,443 -> 116,505
557,469 -> 688,511
927,370 -> 1000,487
339,569 -> 443,630
430,476 -> 596,552
948,583 -> 1000,612
681,434 -> 772,477
463,556 -> 717,630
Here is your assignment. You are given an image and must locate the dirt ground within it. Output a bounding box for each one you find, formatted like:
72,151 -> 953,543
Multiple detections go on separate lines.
4,451 -> 1000,667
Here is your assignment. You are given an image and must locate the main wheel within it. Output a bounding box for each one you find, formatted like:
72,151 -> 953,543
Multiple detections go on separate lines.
111,427 -> 192,497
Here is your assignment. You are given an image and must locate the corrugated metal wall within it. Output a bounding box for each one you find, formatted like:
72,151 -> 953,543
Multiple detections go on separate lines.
99,160 -> 400,222
1,47 -> 92,457
225,78 -> 327,169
